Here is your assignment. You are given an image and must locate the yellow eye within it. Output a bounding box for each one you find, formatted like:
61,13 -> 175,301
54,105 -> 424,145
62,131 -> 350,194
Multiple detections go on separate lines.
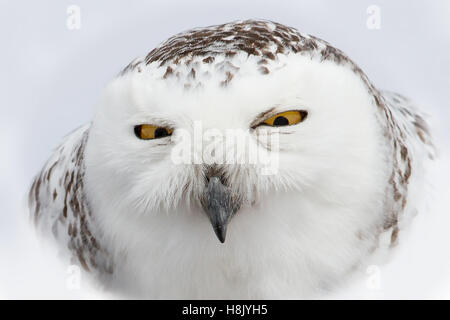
134,124 -> 173,140
263,110 -> 307,127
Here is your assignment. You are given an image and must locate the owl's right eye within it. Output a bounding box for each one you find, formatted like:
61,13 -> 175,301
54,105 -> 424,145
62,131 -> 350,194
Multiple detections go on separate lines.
134,124 -> 173,140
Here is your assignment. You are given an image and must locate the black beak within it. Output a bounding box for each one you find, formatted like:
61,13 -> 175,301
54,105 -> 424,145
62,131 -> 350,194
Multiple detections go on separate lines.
202,176 -> 240,243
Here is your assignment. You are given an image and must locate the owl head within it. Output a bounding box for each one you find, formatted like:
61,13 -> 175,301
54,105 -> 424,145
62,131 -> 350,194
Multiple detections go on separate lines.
84,20 -> 389,266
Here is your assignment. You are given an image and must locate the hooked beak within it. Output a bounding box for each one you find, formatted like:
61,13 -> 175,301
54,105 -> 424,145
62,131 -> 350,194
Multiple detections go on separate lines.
202,176 -> 240,243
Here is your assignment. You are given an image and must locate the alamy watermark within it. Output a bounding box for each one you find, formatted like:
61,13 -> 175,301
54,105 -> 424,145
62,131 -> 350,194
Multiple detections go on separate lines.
170,121 -> 280,175
66,265 -> 81,291
366,5 -> 381,30
66,5 -> 81,30
365,265 -> 382,290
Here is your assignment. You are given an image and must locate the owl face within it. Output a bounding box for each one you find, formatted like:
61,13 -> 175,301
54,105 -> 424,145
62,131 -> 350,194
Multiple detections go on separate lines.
84,52 -> 389,246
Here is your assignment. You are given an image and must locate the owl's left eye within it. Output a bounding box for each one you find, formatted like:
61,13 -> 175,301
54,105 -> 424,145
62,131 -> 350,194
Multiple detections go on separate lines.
260,110 -> 307,127
134,124 -> 173,140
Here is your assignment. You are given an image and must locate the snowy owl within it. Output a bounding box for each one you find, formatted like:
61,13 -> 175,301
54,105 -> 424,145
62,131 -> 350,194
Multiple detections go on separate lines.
29,20 -> 433,298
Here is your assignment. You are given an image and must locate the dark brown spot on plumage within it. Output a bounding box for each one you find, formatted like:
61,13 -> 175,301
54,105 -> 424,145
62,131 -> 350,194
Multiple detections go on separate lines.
404,158 -> 412,183
77,251 -> 90,271
373,94 -> 383,109
63,204 -> 68,218
73,223 -> 78,237
163,66 -> 173,79
291,34 -> 300,42
70,194 -> 80,214
33,176 -> 42,224
390,227 -> 399,246
225,51 -> 237,58
189,68 -> 196,79
258,59 -> 268,65
402,197 -> 407,209
34,176 -> 41,202
303,39 -> 318,51
221,71 -> 234,87
290,44 -> 300,53
90,236 -> 99,250
417,129 -> 426,143
400,145 -> 408,161
321,45 -> 344,64
53,189 -> 57,200
47,161 -> 58,181
202,56 -> 215,64
259,66 -> 270,74
237,44 -> 260,56
63,171 -> 75,216
185,57 -> 194,66
262,51 -> 275,60
384,215 -> 398,230
276,46 -> 285,54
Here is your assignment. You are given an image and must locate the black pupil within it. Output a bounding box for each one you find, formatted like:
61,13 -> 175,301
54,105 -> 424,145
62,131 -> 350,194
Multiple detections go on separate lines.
154,127 -> 169,138
134,125 -> 142,138
273,116 -> 289,126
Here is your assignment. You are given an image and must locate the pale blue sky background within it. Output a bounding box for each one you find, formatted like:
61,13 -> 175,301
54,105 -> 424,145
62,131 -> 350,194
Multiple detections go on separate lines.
1,0 -> 449,298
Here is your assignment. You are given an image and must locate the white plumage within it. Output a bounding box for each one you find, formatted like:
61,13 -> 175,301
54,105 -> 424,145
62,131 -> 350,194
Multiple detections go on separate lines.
29,20 -> 433,298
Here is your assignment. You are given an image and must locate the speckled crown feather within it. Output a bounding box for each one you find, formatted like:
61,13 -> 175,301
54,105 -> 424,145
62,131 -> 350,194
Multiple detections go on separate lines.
120,20 -> 359,85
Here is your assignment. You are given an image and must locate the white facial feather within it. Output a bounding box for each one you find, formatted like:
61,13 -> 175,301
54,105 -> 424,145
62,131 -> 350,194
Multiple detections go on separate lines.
29,20 -> 433,298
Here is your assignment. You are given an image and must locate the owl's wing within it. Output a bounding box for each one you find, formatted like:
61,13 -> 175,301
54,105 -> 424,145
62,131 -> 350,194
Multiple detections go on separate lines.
28,124 -> 112,274
378,91 -> 434,247
382,90 -> 434,158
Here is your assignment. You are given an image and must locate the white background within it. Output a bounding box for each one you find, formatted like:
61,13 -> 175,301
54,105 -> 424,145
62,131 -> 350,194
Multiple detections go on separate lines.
1,0 -> 449,299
